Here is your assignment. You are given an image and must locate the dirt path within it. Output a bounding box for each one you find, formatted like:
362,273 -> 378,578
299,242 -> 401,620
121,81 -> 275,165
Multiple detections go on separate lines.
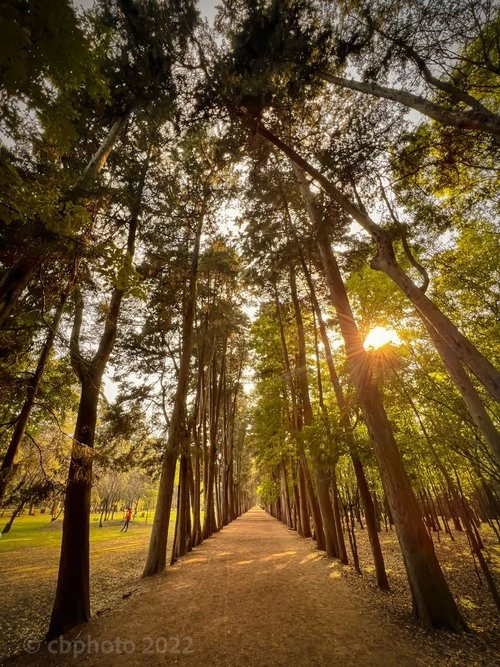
7,507 -> 430,667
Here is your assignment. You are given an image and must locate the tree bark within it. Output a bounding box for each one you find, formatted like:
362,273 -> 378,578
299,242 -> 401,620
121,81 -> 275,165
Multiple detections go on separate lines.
289,267 -> 326,551
143,200 -> 204,576
293,164 -> 467,631
250,117 -> 500,405
318,72 -> 500,139
47,159 -> 145,639
0,268 -> 78,504
296,242 -> 388,586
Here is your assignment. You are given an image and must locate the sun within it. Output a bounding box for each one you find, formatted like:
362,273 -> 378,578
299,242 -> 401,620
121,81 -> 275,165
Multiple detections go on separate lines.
363,326 -> 400,351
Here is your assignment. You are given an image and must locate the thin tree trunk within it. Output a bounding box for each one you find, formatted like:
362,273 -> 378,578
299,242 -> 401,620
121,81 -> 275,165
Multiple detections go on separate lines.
0,268 -> 78,504
203,339 -> 226,538
295,241 -> 388,586
396,370 -> 500,612
143,200 -> 204,576
331,469 -> 349,564
289,268 -> 326,549
2,502 -> 24,534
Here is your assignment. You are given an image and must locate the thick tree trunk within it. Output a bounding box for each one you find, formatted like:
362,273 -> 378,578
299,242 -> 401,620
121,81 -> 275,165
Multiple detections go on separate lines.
48,162 -> 144,638
47,376 -> 99,638
293,164 -> 466,631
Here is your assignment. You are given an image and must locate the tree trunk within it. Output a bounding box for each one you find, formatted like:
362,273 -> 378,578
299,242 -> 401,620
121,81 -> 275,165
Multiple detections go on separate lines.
289,268 -> 326,550
351,456 -> 389,589
331,469 -> 349,564
318,72 -> 500,139
47,375 -> 99,638
251,118 -> 500,404
298,463 -> 311,537
143,201 -> 204,576
2,502 -> 24,534
293,163 -> 467,631
71,115 -> 129,196
203,342 -> 226,539
296,240 -> 388,586
48,160 -> 145,639
0,272 -> 77,504
313,465 -> 339,557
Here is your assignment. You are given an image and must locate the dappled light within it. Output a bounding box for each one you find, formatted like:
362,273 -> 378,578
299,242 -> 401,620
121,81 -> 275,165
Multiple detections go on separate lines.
261,551 -> 297,562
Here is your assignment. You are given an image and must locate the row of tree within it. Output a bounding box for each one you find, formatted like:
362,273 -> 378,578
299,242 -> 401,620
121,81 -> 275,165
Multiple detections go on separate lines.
0,0 -> 499,641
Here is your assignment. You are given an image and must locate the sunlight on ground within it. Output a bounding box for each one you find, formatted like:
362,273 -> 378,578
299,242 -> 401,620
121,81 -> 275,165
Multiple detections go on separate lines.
459,596 -> 479,610
363,326 -> 400,350
182,557 -> 206,566
299,553 -> 321,565
261,551 -> 296,562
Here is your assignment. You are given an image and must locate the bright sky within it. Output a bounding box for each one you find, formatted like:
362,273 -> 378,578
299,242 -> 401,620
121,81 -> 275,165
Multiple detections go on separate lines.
363,326 -> 400,350
75,0 -> 219,21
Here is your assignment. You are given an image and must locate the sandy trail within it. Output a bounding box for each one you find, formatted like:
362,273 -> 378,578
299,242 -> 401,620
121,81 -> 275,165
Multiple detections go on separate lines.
8,507 -> 425,666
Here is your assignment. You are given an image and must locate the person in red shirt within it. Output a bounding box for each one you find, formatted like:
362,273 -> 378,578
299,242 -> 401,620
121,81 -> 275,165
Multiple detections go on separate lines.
120,507 -> 133,533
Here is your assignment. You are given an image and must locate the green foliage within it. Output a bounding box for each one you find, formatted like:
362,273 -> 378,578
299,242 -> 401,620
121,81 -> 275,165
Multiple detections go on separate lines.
0,0 -> 109,143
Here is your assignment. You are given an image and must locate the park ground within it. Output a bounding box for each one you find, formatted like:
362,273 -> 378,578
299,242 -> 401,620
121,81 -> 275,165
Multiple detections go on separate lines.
1,507 -> 499,666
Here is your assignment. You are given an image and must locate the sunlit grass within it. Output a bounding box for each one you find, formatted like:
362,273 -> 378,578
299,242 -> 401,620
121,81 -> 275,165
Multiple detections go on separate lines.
0,511 -> 175,553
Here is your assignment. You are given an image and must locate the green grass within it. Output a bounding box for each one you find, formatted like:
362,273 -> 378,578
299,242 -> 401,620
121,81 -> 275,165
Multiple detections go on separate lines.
0,511 -> 176,553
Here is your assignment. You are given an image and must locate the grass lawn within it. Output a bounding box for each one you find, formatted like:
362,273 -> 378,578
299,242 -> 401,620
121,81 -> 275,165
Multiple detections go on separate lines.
0,509 -> 181,660
0,510 -> 176,553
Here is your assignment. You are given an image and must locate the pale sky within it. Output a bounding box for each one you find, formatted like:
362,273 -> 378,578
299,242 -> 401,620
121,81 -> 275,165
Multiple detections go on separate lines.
75,0 -> 220,22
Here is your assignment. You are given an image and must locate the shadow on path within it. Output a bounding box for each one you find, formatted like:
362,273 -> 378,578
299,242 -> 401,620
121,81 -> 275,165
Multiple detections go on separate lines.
8,507 -> 422,666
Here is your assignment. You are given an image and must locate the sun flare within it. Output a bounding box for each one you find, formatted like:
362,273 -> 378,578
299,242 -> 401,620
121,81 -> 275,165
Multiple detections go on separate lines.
363,326 -> 400,351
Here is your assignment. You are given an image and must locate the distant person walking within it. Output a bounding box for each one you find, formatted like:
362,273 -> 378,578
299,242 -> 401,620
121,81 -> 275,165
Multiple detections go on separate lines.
120,508 -> 133,533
